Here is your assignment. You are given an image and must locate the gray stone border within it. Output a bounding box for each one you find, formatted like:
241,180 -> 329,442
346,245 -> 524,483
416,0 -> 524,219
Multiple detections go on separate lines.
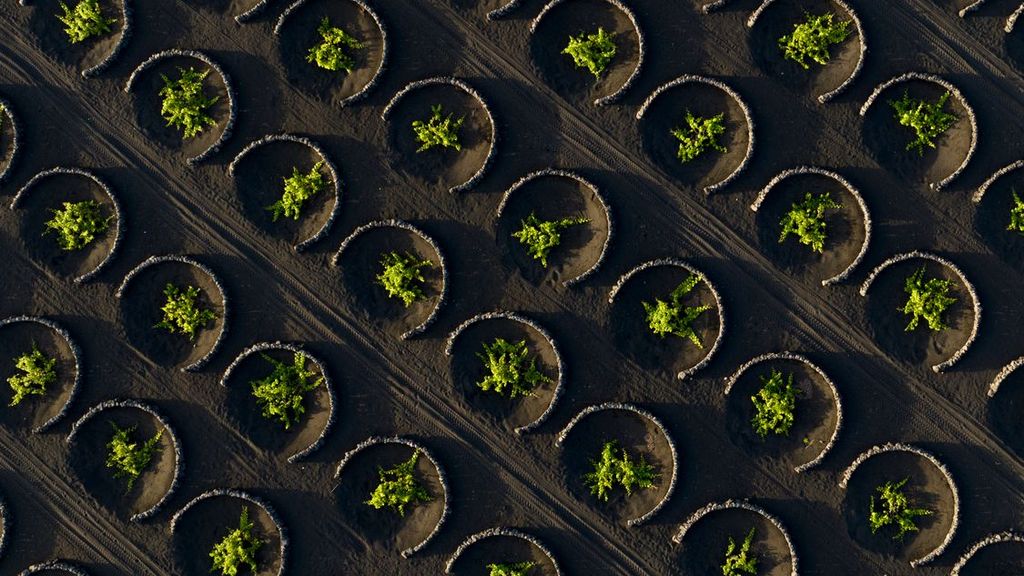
334,436 -> 449,557
971,159 -> 1024,203
124,49 -> 236,165
10,166 -> 125,283
700,0 -> 728,13
19,560 -> 90,576
858,72 -> 977,191
220,341 -> 337,462
170,488 -> 287,576
959,0 -> 987,17
444,527 -> 562,574
556,402 -> 679,526
0,491 -> 8,562
858,251 -> 980,372
672,499 -> 799,575
1009,3 -> 1024,33
951,531 -> 1024,575
381,77 -> 496,193
986,356 -> 1024,397
747,0 -> 866,103
723,352 -> 843,472
750,166 -> 871,286
495,168 -> 613,287
608,258 -> 726,380
0,316 -> 81,433
115,255 -> 229,372
66,398 -> 184,522
83,0 -> 133,78
332,219 -> 448,339
236,0 -> 273,23
487,0 -> 524,20
838,442 -> 959,567
445,311 -> 565,434
530,0 -> 645,106
274,0 -> 388,107
228,133 -> 342,251
636,75 -> 755,194
0,97 -> 22,184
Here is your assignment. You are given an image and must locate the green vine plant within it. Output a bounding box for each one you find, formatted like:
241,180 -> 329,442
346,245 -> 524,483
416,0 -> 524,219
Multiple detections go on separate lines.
105,423 -> 162,492
721,527 -> 758,576
44,200 -> 111,251
476,338 -> 551,399
778,192 -> 841,253
412,104 -> 464,153
671,111 -> 727,164
306,17 -> 363,73
750,369 -> 799,439
57,0 -> 116,43
376,251 -> 433,307
488,562 -> 535,576
1008,190 -> 1024,235
159,67 -> 219,140
512,212 -> 589,267
365,450 -> 432,516
210,507 -> 263,576
902,266 -> 956,332
562,27 -> 617,79
869,478 -> 932,541
583,440 -> 657,502
7,345 -> 57,407
890,91 -> 957,155
778,12 -> 851,70
266,162 -> 327,222
154,283 -> 217,341
250,352 -> 323,430
642,274 -> 712,347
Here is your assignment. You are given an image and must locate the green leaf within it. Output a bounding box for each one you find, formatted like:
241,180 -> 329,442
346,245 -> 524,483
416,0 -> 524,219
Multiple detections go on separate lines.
778,192 -> 841,253
476,338 -> 551,398
487,562 -> 536,576
57,0 -> 116,43
105,422 -> 162,492
511,211 -> 589,267
153,283 -> 217,340
869,478 -> 932,540
250,352 -> 323,429
266,162 -> 327,222
890,91 -> 957,155
365,450 -> 432,516
642,274 -> 712,347
583,440 -> 657,502
721,527 -> 758,576
7,344 -> 57,407
210,507 -> 263,576
750,369 -> 800,438
778,12 -> 851,69
376,251 -> 433,307
562,27 -> 617,79
671,111 -> 727,164
306,17 -> 363,72
901,266 -> 956,332
159,67 -> 218,139
412,104 -> 464,152
43,200 -> 112,251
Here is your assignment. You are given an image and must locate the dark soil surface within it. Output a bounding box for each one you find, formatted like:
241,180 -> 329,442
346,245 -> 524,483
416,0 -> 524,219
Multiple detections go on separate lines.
496,173 -> 609,286
276,0 -> 386,105
726,357 -> 838,470
678,507 -> 793,576
67,406 -> 176,520
15,172 -> 117,280
2,0 -> 1024,574
957,538 -> 1024,575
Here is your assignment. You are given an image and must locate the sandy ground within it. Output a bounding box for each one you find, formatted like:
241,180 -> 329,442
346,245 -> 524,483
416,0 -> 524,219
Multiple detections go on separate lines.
1,0 -> 1024,574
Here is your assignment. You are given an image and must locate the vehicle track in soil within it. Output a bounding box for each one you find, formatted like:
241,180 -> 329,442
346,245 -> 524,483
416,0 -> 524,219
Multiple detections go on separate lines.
2,0 -> 1024,574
